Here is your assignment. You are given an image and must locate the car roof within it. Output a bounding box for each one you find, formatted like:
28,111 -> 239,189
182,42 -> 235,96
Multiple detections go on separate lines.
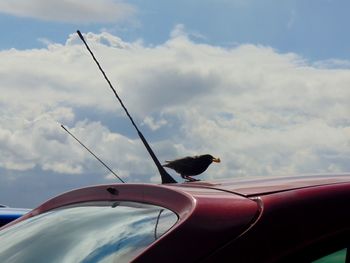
2,182 -> 260,262
199,175 -> 350,262
5,173 -> 350,224
3,174 -> 350,262
176,173 -> 350,197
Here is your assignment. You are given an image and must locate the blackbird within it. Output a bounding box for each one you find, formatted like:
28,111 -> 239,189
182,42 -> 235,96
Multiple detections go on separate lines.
163,154 -> 221,182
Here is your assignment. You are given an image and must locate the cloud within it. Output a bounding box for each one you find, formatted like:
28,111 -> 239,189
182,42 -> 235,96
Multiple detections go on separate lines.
0,0 -> 136,24
1,27 -> 350,207
142,116 -> 168,131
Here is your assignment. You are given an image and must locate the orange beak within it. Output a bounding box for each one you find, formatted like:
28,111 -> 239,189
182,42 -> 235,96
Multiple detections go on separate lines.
212,157 -> 221,163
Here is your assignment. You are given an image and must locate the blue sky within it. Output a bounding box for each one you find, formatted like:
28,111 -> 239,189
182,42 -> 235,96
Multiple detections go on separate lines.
0,0 -> 350,207
1,0 -> 350,60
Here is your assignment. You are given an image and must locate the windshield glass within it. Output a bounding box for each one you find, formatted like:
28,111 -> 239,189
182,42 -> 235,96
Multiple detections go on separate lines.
0,201 -> 178,263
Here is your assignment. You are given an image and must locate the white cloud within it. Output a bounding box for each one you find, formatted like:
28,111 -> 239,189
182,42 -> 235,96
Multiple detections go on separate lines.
0,27 -> 350,195
0,0 -> 136,24
142,116 -> 168,131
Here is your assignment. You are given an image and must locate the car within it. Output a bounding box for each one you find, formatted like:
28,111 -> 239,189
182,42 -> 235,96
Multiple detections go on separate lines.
0,174 -> 350,263
0,205 -> 30,228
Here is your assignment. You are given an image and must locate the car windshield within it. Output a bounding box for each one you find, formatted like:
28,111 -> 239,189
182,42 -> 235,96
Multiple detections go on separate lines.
0,201 -> 178,263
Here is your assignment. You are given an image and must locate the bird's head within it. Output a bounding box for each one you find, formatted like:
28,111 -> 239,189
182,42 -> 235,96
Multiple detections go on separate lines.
202,154 -> 221,164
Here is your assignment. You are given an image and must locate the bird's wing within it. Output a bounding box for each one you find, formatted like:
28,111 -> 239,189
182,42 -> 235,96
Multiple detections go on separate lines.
163,156 -> 194,169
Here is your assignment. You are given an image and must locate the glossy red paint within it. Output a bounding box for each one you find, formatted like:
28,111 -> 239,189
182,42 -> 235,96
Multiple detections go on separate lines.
3,184 -> 194,229
178,174 -> 350,196
133,186 -> 259,262
3,174 -> 350,262
203,180 -> 350,262
2,183 -> 259,262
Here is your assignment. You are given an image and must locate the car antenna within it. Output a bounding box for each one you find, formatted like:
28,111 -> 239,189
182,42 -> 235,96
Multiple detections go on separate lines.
76,30 -> 177,184
61,124 -> 125,183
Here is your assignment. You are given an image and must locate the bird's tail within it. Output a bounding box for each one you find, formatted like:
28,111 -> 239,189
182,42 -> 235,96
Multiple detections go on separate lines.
162,161 -> 170,167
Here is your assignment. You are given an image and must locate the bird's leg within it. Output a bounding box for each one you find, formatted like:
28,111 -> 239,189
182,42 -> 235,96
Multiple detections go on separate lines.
188,177 -> 200,182
182,175 -> 200,182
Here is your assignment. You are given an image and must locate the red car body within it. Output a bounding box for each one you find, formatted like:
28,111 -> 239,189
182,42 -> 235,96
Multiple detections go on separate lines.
2,174 -> 350,262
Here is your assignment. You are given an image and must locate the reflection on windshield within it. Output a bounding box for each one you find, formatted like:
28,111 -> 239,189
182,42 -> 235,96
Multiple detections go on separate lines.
0,201 -> 178,263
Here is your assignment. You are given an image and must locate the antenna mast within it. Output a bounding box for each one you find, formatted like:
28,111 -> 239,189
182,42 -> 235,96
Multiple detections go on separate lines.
76,30 -> 176,184
61,124 -> 125,183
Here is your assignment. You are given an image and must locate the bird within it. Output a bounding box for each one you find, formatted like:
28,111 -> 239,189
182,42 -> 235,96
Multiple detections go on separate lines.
162,154 -> 221,182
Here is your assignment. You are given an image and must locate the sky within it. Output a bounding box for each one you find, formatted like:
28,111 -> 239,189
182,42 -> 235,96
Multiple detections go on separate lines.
0,0 -> 350,208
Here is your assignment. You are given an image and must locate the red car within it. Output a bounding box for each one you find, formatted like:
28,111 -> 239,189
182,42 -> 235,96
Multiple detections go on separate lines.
0,174 -> 350,262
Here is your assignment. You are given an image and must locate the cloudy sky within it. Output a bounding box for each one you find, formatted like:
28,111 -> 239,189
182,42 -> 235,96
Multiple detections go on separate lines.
0,0 -> 350,207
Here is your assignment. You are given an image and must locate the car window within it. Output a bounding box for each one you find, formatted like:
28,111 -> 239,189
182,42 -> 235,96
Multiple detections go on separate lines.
312,248 -> 347,263
0,201 -> 178,263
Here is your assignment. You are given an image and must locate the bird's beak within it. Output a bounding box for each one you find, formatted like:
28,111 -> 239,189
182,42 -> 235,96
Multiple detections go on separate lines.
212,157 -> 221,163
